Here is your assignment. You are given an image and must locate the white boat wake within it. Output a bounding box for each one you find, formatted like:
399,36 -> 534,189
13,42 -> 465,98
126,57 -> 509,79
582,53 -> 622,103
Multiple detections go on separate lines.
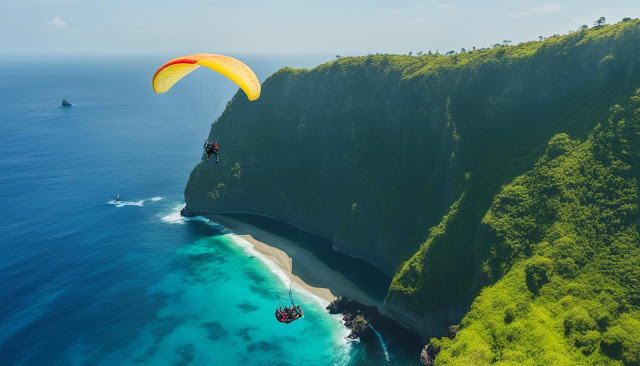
107,199 -> 144,207
107,196 -> 164,208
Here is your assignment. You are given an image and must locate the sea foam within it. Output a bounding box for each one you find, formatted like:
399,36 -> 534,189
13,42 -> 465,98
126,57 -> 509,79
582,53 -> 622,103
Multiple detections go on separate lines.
107,199 -> 144,207
160,207 -> 332,307
159,205 -> 232,234
160,210 -> 185,224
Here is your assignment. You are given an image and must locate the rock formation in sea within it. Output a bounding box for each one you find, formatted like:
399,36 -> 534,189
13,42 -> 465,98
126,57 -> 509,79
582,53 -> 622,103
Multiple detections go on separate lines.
326,296 -> 377,342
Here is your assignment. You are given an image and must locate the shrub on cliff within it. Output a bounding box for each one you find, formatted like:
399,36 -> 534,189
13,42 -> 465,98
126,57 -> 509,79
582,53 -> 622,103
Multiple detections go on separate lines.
430,90 -> 640,365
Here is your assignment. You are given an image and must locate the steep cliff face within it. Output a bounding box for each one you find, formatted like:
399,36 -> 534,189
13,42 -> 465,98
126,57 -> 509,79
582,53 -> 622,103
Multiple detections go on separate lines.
185,20 -> 640,344
385,20 -> 640,339
185,58 -> 461,275
427,90 -> 640,365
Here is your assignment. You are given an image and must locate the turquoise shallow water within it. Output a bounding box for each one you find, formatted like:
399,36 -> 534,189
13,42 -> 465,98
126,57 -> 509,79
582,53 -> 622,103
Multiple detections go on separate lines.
83,219 -> 353,365
0,54 -> 419,365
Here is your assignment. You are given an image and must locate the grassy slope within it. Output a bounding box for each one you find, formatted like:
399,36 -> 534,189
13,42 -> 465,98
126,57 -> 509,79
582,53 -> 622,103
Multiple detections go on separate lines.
380,21 -> 640,365
388,19 -> 640,311
431,90 -> 640,366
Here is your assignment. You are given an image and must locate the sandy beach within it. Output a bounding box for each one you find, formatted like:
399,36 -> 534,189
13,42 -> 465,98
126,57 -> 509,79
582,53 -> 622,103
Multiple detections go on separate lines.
202,214 -> 385,309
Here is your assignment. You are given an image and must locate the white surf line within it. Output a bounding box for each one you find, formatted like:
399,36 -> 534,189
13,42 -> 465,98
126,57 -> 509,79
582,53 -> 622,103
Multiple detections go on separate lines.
225,234 -> 331,308
227,233 -> 353,344
158,209 -> 295,288
160,210 -> 186,224
162,208 -> 352,340
160,210 -> 233,235
370,323 -> 391,362
194,216 -> 356,333
167,207 -> 328,305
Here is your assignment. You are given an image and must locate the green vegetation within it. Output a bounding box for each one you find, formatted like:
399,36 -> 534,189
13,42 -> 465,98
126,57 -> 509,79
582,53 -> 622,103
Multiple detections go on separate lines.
184,19 -> 640,364
430,92 -> 640,365
388,18 -> 640,311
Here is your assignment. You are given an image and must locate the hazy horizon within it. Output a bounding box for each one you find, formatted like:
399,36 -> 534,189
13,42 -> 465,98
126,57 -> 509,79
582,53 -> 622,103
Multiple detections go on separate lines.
2,1 -> 639,56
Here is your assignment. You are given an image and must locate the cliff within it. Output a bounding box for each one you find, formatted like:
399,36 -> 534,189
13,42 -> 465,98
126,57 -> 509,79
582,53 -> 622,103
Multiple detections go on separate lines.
426,89 -> 640,365
184,19 -> 640,363
185,54 -> 460,276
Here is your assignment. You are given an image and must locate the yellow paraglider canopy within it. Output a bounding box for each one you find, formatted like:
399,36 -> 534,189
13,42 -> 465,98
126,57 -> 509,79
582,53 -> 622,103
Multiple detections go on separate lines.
152,54 -> 261,101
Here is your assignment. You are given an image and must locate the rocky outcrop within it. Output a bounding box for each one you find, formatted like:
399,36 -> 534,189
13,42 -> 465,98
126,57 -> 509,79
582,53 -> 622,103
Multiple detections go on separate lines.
327,296 -> 379,341
61,99 -> 72,106
326,296 -> 380,319
326,296 -> 415,343
444,325 -> 459,339
420,343 -> 440,366
419,325 -> 459,365
346,315 -> 375,342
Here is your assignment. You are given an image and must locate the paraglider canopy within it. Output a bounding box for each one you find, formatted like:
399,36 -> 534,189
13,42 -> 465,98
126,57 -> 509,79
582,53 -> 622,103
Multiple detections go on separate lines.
152,54 -> 261,101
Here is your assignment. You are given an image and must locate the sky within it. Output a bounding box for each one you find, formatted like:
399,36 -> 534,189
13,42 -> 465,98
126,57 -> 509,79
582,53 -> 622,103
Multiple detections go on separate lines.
1,0 -> 639,55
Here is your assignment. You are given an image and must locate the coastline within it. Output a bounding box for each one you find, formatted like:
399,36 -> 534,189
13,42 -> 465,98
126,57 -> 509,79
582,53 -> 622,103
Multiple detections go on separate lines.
200,213 -> 385,309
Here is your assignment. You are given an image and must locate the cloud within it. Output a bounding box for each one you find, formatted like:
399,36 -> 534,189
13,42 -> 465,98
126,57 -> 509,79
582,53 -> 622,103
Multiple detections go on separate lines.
438,4 -> 453,9
509,4 -> 561,18
49,17 -> 67,27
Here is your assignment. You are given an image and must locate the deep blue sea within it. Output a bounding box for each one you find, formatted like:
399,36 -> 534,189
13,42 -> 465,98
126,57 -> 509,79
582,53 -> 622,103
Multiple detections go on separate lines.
0,54 -> 417,365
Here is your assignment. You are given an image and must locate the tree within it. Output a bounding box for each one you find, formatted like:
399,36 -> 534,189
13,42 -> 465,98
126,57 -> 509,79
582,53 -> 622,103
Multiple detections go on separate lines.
502,40 -> 512,46
622,17 -> 632,22
539,36 -> 544,41
594,16 -> 606,27
445,50 -> 455,56
460,48 -> 466,53
579,24 -> 588,31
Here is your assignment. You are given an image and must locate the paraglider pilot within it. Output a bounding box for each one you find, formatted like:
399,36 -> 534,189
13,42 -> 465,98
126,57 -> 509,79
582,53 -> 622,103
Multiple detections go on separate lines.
204,140 -> 219,163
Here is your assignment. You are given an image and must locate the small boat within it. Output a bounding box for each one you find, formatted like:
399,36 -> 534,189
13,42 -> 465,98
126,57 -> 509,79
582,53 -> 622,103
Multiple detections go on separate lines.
116,194 -> 120,202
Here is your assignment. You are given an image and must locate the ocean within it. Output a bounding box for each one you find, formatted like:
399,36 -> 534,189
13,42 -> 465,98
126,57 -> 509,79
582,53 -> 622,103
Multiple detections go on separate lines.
0,54 -> 418,365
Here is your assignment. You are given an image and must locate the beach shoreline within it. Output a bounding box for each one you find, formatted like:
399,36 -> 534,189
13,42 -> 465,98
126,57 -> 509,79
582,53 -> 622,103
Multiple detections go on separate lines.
198,213 -> 385,309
